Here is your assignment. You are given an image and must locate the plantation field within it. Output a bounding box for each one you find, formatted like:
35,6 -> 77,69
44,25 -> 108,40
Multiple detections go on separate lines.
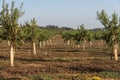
0,35 -> 120,80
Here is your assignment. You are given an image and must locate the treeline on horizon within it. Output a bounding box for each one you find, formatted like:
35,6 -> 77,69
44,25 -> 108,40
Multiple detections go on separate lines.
32,25 -> 102,31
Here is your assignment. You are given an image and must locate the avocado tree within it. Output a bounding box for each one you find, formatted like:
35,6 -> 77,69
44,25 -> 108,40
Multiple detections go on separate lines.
97,10 -> 120,61
0,0 -> 24,66
74,24 -> 88,50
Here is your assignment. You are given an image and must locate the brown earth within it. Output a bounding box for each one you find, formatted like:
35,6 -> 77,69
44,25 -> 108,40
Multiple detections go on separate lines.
0,35 -> 120,80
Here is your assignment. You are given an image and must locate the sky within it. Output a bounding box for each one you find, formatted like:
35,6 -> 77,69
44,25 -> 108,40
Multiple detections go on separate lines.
0,0 -> 120,29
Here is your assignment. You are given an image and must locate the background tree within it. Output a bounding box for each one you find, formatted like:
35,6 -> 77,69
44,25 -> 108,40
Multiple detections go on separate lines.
62,31 -> 74,45
97,10 -> 120,61
94,28 -> 104,47
74,24 -> 88,50
87,30 -> 94,47
0,0 -> 24,66
37,29 -> 45,48
30,18 -> 39,54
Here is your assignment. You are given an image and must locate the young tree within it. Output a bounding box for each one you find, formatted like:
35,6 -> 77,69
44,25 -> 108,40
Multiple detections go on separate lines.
87,31 -> 94,47
74,24 -> 88,50
30,18 -> 39,54
62,31 -> 74,45
97,10 -> 120,61
0,0 -> 24,66
94,29 -> 104,47
37,29 -> 45,48
22,19 -> 39,54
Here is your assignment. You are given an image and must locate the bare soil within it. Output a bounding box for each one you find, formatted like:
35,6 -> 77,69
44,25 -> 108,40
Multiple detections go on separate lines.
0,35 -> 120,80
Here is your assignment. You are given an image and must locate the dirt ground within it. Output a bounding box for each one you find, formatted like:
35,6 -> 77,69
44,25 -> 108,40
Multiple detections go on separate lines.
0,35 -> 120,80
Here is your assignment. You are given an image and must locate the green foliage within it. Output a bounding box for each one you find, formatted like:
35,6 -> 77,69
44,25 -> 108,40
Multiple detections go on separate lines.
37,29 -> 58,42
21,18 -> 39,42
94,29 -> 104,40
97,10 -> 120,46
30,18 -> 39,42
87,76 -> 101,80
0,0 -> 23,41
37,29 -> 46,42
97,10 -> 120,61
21,22 -> 31,42
0,28 -> 3,42
0,0 -> 24,44
87,30 -> 95,42
99,71 -> 120,78
74,24 -> 88,44
62,30 -> 75,42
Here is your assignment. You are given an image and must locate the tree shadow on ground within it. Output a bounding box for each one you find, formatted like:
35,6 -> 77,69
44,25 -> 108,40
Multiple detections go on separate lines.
69,65 -> 105,73
16,57 -> 52,62
0,56 -> 9,60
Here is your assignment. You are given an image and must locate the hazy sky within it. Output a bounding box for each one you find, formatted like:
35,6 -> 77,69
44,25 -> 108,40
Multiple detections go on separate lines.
0,0 -> 120,29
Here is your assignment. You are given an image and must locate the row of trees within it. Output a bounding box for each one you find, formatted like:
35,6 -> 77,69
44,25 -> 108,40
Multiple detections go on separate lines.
62,10 -> 120,61
62,24 -> 101,49
0,0 -> 58,66
0,0 -> 120,67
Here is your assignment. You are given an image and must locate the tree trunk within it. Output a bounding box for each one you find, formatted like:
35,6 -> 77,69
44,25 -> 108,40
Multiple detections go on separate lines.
43,41 -> 46,46
83,38 -> 86,50
113,44 -> 118,61
77,44 -> 80,48
67,40 -> 70,45
10,42 -> 15,67
33,42 -> 36,54
8,40 -> 10,47
39,41 -> 42,48
82,43 -> 85,50
89,41 -> 93,47
47,40 -> 49,45
49,39 -> 52,45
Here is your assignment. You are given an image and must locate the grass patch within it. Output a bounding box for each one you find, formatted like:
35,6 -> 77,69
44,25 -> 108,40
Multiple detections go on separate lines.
53,73 -> 88,80
30,74 -> 53,80
53,57 -> 81,61
99,71 -> 120,79
87,76 -> 101,80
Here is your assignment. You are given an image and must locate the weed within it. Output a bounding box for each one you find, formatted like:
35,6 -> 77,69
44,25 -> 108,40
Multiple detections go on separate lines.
30,74 -> 53,80
99,71 -> 120,78
87,76 -> 101,80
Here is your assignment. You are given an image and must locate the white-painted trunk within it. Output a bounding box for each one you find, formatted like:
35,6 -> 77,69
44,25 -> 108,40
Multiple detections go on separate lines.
49,39 -> 52,45
43,41 -> 46,46
113,44 -> 118,61
8,40 -> 10,47
89,41 -> 93,47
77,44 -> 80,48
10,43 -> 14,67
68,40 -> 70,45
83,38 -> 86,50
39,41 -> 42,48
33,42 -> 36,54
83,43 -> 85,50
47,40 -> 49,45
